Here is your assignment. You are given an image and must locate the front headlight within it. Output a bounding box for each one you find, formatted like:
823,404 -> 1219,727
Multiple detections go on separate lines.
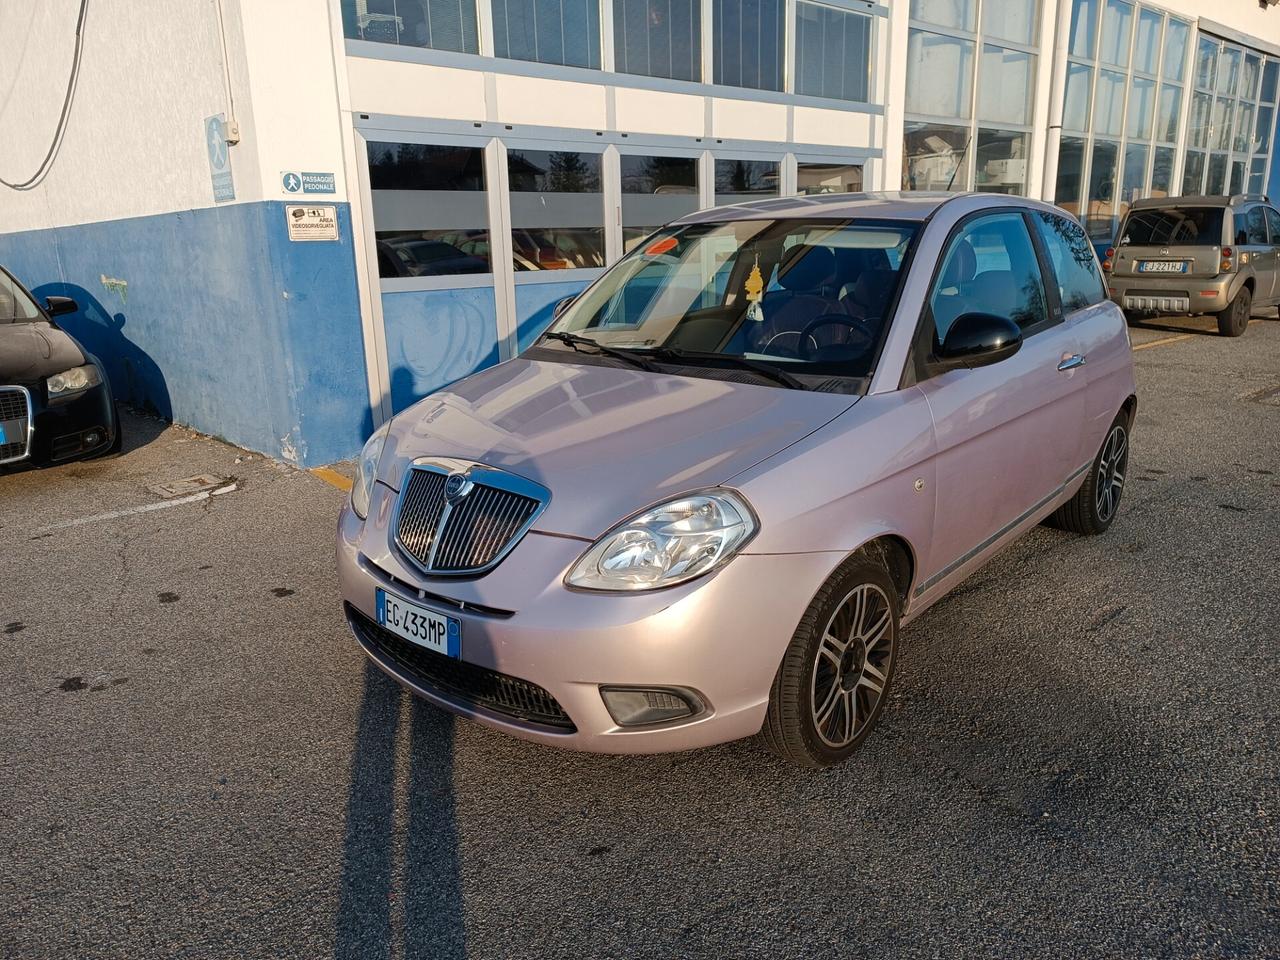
566,490 -> 757,591
47,364 -> 102,398
351,421 -> 391,520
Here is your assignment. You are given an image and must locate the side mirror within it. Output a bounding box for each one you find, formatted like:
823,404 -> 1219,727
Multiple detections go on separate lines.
45,295 -> 79,317
552,296 -> 576,319
937,313 -> 1022,369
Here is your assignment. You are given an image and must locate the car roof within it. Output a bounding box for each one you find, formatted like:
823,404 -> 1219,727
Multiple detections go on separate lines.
1128,194 -> 1273,210
672,190 -> 1065,225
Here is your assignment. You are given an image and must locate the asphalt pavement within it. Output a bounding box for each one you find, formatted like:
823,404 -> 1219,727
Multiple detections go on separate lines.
2,314 -> 1278,959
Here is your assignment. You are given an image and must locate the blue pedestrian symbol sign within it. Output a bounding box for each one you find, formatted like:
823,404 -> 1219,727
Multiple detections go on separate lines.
204,114 -> 234,203
282,172 -> 302,193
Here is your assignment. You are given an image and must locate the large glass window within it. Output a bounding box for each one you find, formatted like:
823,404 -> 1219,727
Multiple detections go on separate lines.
367,142 -> 490,279
1206,153 -> 1227,194
1126,76 -> 1155,140
507,149 -> 605,271
1118,141 -> 1147,220
906,30 -> 974,118
713,0 -> 785,91
1263,61 -> 1279,103
1163,18 -> 1188,82
910,0 -> 976,32
1189,92 -> 1213,148
797,163 -> 863,194
1242,54 -> 1262,103
1085,139 -> 1118,241
613,0 -> 700,81
1217,47 -> 1241,97
1032,212 -> 1105,313
1181,150 -> 1205,194
1150,146 -> 1174,197
491,0 -> 601,67
1068,0 -> 1098,59
903,122 -> 970,190
1055,137 -> 1088,216
341,0 -> 479,51
974,129 -> 1028,194
1093,70 -> 1126,137
978,46 -> 1033,125
1063,62 -> 1093,132
1156,85 -> 1181,143
981,0 -> 1035,46
1235,103 -> 1255,154
1097,0 -> 1132,68
1194,37 -> 1217,92
1258,107 -> 1275,156
1132,8 -> 1160,76
795,2 -> 871,102
714,159 -> 779,204
620,155 -> 699,251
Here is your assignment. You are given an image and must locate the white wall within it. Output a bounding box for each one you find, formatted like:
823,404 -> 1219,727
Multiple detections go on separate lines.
0,0 -> 351,234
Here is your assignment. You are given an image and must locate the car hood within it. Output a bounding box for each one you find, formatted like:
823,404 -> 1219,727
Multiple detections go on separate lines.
0,322 -> 85,383
381,357 -> 859,540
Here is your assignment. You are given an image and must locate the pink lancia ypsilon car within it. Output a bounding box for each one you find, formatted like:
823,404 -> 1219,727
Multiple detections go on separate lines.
338,192 -> 1136,768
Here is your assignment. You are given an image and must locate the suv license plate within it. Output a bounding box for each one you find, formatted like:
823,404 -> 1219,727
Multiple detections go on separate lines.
1138,261 -> 1188,273
376,588 -> 461,658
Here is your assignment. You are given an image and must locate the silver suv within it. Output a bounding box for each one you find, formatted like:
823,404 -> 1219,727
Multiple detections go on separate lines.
1106,194 -> 1280,337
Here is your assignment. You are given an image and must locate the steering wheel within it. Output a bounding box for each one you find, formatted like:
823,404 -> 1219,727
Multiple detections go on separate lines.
797,314 -> 878,361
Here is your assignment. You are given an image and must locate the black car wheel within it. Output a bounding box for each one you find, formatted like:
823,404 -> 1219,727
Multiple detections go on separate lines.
1217,287 -> 1251,337
1049,410 -> 1130,535
763,552 -> 898,769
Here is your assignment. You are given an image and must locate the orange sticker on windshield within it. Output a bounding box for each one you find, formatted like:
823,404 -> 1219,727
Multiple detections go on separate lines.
645,236 -> 678,256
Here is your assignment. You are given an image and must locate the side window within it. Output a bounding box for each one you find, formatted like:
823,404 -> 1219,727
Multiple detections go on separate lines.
929,212 -> 1048,345
1266,207 -> 1280,245
1032,212 -> 1106,314
1244,206 -> 1269,246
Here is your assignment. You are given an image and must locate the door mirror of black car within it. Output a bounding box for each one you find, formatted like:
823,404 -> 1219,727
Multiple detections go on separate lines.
553,296 -> 576,319
45,296 -> 79,317
936,313 -> 1023,370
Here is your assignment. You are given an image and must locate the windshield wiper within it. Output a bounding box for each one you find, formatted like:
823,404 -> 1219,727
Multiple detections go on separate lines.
648,347 -> 809,390
541,331 -> 661,373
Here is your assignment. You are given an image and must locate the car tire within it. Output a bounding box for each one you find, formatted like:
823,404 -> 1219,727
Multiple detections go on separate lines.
1216,287 -> 1251,337
762,552 -> 899,769
1049,411 -> 1130,535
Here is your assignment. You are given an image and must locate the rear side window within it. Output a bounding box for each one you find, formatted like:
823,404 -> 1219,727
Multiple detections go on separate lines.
1235,207 -> 1269,245
1033,212 -> 1106,314
0,270 -> 42,324
1266,208 -> 1280,244
1121,207 -> 1224,246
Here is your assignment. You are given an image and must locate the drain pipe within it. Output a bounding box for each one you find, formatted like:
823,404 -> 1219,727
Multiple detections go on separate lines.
213,0 -> 241,144
1041,0 -> 1073,203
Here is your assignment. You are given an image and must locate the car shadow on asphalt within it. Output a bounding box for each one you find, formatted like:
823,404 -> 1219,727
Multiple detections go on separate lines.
336,662 -> 466,960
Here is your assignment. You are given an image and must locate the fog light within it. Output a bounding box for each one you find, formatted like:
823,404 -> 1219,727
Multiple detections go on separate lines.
84,430 -> 102,447
600,686 -> 701,726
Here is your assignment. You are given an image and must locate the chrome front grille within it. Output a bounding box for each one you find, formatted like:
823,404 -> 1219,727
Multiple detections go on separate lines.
394,460 -> 548,576
0,386 -> 33,465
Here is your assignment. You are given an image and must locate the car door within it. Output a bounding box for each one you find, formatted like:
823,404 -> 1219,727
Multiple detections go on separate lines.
912,209 -> 1089,592
1263,207 -> 1280,303
1236,205 -> 1274,303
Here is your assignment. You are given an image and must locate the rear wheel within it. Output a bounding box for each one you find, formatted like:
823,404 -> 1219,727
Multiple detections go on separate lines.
763,554 -> 898,769
1049,411 -> 1130,535
1217,287 -> 1251,337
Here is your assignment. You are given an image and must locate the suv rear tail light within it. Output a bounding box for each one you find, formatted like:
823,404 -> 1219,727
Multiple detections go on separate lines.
1220,246 -> 1234,273
1102,247 -> 1115,272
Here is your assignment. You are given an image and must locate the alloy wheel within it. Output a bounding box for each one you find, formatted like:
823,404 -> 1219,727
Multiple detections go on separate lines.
810,583 -> 893,749
1095,425 -> 1128,523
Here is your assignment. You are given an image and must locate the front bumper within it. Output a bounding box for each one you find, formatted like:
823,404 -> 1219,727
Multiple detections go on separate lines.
337,482 -> 844,753
1108,275 -> 1235,315
1,375 -> 117,468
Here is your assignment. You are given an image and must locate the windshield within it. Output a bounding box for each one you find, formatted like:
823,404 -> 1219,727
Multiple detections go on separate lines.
0,270 -> 42,325
537,218 -> 919,388
1121,207 -> 1225,246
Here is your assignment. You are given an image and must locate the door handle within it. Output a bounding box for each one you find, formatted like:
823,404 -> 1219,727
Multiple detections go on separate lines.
1057,354 -> 1087,371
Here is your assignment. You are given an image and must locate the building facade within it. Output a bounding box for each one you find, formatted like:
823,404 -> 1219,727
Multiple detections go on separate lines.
0,0 -> 1276,464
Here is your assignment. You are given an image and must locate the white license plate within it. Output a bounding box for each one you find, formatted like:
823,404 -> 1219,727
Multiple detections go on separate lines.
376,588 -> 461,658
1138,260 -> 1187,273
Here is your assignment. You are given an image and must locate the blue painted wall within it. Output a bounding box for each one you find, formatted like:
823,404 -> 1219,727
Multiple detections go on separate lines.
381,285 -> 500,413
0,202 -> 371,465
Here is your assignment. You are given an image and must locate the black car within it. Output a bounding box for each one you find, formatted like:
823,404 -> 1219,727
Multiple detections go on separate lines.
0,266 -> 120,468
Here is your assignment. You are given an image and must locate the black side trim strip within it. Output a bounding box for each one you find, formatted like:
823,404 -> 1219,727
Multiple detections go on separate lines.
913,459 -> 1091,598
